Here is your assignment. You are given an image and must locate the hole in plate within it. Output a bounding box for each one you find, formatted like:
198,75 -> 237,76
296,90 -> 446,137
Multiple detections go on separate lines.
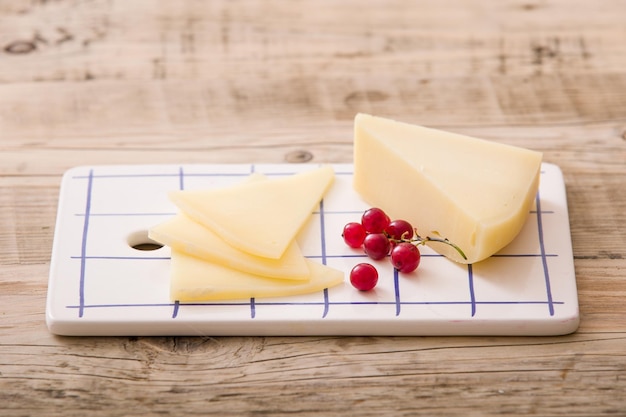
128,230 -> 163,251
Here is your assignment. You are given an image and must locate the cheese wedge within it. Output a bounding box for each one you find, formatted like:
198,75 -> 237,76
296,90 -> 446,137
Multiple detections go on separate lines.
170,250 -> 344,302
149,214 -> 311,280
169,166 -> 335,259
353,113 -> 542,264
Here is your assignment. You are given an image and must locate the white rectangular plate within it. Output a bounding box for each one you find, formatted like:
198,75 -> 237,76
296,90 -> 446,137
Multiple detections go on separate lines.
46,163 -> 579,336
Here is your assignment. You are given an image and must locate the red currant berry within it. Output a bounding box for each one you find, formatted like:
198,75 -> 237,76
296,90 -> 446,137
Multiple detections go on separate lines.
361,207 -> 390,234
342,222 -> 367,248
350,263 -> 378,291
390,242 -> 421,273
363,233 -> 391,260
386,219 -> 414,241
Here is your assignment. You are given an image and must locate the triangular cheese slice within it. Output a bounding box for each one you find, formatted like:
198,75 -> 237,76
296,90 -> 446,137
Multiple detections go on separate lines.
149,214 -> 310,280
170,250 -> 344,302
353,113 -> 542,264
169,166 -> 335,259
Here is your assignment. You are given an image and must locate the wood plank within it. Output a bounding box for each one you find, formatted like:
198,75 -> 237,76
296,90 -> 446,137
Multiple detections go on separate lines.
2,0 -> 626,414
1,332 -> 626,415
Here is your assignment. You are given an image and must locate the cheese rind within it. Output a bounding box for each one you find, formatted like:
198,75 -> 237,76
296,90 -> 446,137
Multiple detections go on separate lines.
168,166 -> 334,259
148,214 -> 311,280
353,113 -> 542,264
170,250 -> 344,302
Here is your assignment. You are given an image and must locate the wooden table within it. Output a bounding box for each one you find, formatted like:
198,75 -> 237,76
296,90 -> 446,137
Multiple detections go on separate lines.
2,0 -> 625,415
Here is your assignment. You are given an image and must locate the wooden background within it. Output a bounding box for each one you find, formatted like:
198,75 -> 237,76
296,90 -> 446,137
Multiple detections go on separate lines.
1,0 -> 625,415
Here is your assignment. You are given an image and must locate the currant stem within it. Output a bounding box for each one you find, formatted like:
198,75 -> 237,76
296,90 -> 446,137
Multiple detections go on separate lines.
390,230 -> 468,261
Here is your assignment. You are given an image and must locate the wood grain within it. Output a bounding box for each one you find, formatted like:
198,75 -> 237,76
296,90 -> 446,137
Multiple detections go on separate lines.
1,0 -> 626,415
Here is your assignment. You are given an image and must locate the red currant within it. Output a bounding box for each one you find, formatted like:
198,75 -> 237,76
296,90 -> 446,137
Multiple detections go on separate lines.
350,263 -> 378,291
342,222 -> 367,248
361,207 -> 390,234
390,242 -> 421,273
386,219 -> 414,241
363,233 -> 391,260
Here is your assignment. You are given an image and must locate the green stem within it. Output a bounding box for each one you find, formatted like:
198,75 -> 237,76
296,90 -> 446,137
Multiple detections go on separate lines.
419,235 -> 468,261
390,230 -> 468,261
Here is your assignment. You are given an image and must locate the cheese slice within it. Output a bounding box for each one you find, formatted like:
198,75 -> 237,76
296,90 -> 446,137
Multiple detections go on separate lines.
149,214 -> 311,280
168,166 -> 335,259
170,250 -> 344,302
353,113 -> 542,264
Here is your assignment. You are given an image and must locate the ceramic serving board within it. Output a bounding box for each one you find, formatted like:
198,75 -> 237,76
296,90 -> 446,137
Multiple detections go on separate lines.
46,163 -> 579,336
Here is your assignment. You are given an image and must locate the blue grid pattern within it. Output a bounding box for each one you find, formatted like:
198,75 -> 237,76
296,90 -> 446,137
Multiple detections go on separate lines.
47,163 -> 578,335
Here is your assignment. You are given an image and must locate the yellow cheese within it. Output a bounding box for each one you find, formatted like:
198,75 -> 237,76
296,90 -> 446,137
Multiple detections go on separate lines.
353,113 -> 542,264
149,214 -> 311,280
170,250 -> 344,302
169,166 -> 334,259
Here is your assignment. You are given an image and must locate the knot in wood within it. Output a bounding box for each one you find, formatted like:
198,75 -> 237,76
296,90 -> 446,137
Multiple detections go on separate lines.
285,150 -> 313,163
